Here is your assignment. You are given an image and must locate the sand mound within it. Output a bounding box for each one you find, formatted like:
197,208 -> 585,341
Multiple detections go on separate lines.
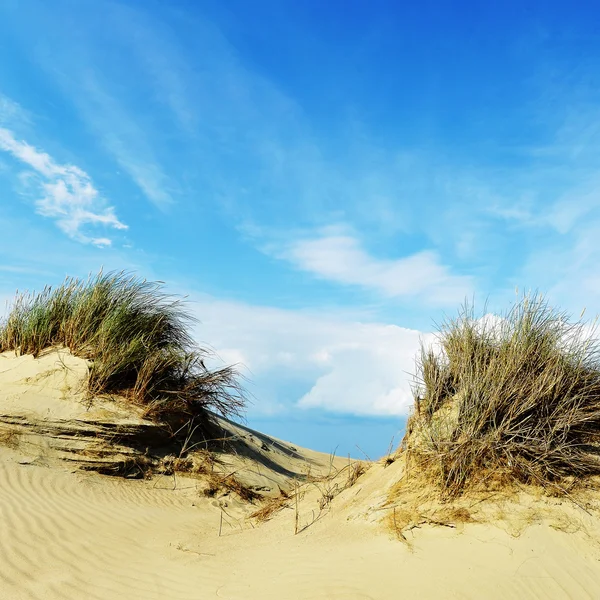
2,350 -> 600,599
0,349 -> 339,493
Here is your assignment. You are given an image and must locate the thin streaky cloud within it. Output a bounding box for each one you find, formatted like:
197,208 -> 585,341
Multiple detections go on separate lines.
18,11 -> 176,211
74,74 -> 174,210
0,93 -> 30,125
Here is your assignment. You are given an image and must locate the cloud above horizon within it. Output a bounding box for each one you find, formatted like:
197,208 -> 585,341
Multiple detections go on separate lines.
277,231 -> 472,304
0,125 -> 127,246
188,296 -> 429,417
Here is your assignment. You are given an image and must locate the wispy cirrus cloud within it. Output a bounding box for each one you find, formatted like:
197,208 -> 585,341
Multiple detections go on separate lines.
71,74 -> 174,210
0,126 -> 127,246
3,5 -> 176,212
489,192 -> 600,237
0,93 -> 30,125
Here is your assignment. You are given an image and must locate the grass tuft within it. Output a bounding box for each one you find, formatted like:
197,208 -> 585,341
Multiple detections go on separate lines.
404,293 -> 600,496
249,490 -> 292,522
0,271 -> 245,424
202,471 -> 260,502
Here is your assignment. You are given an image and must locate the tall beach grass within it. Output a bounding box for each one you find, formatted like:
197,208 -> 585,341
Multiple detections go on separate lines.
0,271 -> 245,423
405,293 -> 600,496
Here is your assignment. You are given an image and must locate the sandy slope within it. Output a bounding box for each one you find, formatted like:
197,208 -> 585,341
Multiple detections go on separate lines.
1,351 -> 600,599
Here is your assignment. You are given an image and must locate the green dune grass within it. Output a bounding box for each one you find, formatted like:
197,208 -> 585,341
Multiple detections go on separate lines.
0,271 -> 245,424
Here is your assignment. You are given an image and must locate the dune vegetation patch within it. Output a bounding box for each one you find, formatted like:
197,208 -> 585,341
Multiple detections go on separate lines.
0,271 -> 245,426
401,293 -> 600,498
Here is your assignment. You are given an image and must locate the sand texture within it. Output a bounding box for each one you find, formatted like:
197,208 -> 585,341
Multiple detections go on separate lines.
1,350 -> 600,599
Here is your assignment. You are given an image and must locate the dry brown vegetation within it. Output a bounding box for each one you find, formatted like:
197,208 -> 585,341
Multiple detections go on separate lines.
389,503 -> 474,545
386,461 -> 600,545
0,426 -> 21,449
306,457 -> 368,508
249,490 -> 292,522
247,456 -> 369,528
202,471 -> 261,502
403,293 -> 600,497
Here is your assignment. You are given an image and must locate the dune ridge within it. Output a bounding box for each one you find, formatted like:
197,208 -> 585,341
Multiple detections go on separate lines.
1,350 -> 600,598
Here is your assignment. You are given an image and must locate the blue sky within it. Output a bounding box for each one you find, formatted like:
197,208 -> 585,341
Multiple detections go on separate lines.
1,0 -> 600,458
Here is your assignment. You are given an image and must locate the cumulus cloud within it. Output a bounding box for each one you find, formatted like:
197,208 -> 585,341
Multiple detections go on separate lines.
189,296 -> 431,417
278,231 -> 472,305
0,127 -> 127,246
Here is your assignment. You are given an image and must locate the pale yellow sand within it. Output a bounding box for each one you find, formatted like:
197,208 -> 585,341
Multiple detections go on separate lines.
1,351 -> 600,599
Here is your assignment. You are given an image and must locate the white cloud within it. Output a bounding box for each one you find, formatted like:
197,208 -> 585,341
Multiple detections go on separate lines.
0,93 -> 30,126
0,127 -> 127,246
0,284 -> 425,417
277,231 -> 472,305
189,296 -> 429,417
9,8 -> 176,211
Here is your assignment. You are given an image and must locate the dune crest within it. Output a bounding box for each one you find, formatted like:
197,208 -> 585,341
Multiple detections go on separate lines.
1,350 -> 600,599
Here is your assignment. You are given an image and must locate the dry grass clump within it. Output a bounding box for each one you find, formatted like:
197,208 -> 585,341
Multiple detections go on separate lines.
82,455 -> 156,479
389,504 -> 474,545
0,426 -> 21,449
249,460 -> 369,526
387,463 -> 600,543
0,271 -> 245,424
249,490 -> 292,522
346,460 -> 367,487
158,450 -> 217,477
405,293 -> 600,497
202,471 -> 260,502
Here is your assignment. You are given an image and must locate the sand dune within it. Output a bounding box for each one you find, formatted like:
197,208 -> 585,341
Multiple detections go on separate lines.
2,350 -> 600,599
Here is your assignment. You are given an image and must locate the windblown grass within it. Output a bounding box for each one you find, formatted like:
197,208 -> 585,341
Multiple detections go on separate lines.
404,293 -> 600,496
0,271 -> 245,423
